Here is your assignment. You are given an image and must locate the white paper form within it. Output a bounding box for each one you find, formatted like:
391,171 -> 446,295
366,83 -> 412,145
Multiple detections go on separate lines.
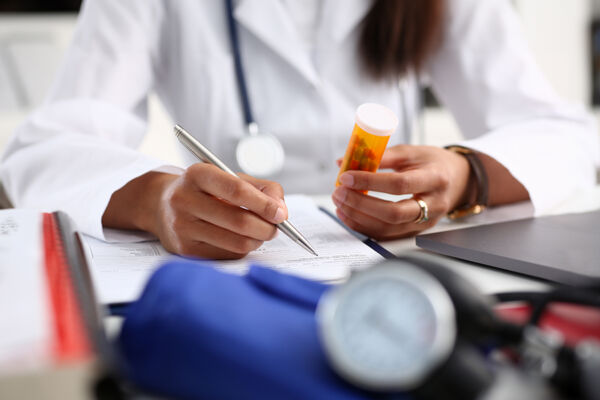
0,210 -> 52,372
80,238 -> 174,305
217,195 -> 384,280
82,195 -> 384,304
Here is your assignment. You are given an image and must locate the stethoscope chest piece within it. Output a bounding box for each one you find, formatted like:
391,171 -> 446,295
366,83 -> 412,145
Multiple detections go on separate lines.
236,126 -> 285,178
226,0 -> 286,178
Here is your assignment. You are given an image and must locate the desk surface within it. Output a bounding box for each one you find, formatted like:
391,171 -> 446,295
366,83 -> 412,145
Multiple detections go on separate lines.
313,184 -> 600,295
103,186 -> 600,338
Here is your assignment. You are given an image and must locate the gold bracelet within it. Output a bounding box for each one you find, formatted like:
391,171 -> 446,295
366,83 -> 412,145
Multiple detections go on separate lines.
444,146 -> 489,219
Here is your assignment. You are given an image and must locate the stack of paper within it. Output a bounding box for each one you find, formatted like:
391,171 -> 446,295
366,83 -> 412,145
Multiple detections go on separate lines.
0,211 -> 51,371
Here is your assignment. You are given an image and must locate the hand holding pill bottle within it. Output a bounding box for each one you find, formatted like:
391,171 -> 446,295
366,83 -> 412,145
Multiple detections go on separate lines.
336,103 -> 399,194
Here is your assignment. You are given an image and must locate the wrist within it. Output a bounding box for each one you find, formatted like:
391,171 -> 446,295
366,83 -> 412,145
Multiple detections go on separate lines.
103,171 -> 179,234
450,152 -> 475,210
444,146 -> 489,219
137,172 -> 179,234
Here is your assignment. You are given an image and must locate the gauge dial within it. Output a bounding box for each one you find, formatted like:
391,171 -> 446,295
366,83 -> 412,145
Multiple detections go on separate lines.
317,260 -> 456,391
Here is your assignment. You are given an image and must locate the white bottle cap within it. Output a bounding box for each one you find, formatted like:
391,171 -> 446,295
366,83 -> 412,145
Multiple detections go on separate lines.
355,103 -> 399,136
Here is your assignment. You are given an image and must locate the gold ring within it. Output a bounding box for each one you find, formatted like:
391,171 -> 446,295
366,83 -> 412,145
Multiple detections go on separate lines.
414,198 -> 429,224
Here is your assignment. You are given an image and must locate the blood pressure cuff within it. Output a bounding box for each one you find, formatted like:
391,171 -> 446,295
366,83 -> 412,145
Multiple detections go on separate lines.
117,259 -> 380,400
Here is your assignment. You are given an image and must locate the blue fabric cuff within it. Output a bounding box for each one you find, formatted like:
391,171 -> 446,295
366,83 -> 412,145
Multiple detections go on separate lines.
117,259 -> 376,400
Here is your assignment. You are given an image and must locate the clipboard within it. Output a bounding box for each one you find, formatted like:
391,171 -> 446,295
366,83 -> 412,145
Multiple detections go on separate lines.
318,207 -> 395,259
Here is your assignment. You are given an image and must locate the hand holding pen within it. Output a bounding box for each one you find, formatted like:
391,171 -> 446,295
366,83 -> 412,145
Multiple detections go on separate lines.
174,125 -> 317,257
108,124 -> 314,260
142,157 -> 292,259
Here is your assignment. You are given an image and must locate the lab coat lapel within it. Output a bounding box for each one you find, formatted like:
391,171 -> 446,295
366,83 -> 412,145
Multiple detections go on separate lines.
322,0 -> 373,43
233,0 -> 372,86
234,0 -> 319,86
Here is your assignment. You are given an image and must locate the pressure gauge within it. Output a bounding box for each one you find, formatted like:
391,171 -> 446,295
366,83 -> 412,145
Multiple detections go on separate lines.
317,259 -> 457,391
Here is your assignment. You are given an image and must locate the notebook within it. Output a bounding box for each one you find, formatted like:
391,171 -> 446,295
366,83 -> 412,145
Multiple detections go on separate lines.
416,210 -> 600,288
0,210 -> 119,398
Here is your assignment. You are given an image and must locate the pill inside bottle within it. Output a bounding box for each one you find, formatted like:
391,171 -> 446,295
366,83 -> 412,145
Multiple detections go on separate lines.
336,103 -> 399,194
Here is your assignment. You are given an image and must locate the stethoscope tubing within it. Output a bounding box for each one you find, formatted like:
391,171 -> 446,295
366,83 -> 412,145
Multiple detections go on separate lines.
225,0 -> 255,128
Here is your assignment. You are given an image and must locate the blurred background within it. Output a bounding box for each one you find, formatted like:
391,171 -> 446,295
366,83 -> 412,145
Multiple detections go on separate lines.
1,0 -> 599,168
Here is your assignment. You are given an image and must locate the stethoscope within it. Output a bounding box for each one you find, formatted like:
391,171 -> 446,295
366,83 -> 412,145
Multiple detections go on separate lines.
224,0 -> 425,177
225,0 -> 285,178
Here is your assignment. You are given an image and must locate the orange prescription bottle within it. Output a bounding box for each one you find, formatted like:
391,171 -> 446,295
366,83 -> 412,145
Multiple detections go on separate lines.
336,103 -> 399,193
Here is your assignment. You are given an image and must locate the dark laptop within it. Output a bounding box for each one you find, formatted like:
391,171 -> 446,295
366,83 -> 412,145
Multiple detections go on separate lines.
416,210 -> 600,288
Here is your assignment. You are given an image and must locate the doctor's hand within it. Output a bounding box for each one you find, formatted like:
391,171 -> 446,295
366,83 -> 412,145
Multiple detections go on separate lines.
332,145 -> 472,240
103,164 -> 288,259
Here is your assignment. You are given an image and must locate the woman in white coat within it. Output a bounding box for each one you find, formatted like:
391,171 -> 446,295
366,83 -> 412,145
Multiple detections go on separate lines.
1,0 -> 598,259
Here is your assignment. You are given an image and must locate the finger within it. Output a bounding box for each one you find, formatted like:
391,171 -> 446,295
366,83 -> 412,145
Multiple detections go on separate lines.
336,158 -> 342,167
379,145 -> 417,169
333,192 -> 439,237
338,169 -> 441,195
332,187 -> 421,225
239,174 -> 288,216
334,207 -> 420,241
174,191 -> 278,241
239,174 -> 285,200
176,217 -> 264,256
186,164 -> 286,224
169,186 -> 277,241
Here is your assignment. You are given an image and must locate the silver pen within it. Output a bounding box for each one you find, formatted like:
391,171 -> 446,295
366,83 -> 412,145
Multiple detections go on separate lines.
174,124 -> 318,257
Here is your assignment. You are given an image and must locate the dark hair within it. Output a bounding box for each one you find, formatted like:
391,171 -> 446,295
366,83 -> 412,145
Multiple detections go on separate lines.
359,0 -> 445,80
0,0 -> 81,12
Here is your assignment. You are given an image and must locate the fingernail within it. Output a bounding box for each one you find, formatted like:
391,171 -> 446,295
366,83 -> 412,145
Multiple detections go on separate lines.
279,198 -> 286,209
333,188 -> 347,203
274,207 -> 286,223
339,174 -> 354,187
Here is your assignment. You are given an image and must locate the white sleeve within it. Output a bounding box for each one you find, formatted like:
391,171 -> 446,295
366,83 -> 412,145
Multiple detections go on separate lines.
0,0 -> 180,240
427,0 -> 600,214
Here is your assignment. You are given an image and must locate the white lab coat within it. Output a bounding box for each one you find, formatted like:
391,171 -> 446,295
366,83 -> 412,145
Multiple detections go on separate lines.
1,0 -> 598,240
